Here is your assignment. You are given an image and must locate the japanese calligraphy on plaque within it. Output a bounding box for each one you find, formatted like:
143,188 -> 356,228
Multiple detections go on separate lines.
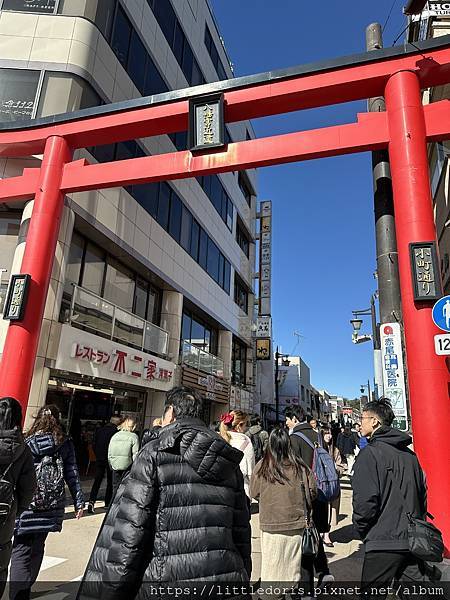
3,274 -> 30,321
189,93 -> 225,151
410,242 -> 442,301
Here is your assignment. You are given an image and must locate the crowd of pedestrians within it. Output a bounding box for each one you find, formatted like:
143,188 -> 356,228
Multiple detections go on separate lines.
0,388 -> 444,599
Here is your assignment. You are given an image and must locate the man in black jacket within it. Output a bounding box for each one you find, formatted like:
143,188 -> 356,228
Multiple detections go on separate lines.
285,407 -> 333,589
78,387 -> 251,600
353,399 -> 431,596
87,416 -> 121,512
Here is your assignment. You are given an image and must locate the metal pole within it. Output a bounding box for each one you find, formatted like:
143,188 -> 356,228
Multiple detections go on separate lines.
274,347 -> 279,425
367,379 -> 371,403
385,69 -> 450,554
366,23 -> 402,326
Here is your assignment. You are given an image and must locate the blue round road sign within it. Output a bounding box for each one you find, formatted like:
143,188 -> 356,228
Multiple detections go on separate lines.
432,295 -> 450,332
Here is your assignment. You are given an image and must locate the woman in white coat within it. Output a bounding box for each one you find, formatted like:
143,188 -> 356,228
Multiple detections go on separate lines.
219,410 -> 255,497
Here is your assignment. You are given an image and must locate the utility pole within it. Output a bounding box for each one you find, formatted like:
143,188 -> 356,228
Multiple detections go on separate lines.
274,346 -> 279,425
366,23 -> 404,401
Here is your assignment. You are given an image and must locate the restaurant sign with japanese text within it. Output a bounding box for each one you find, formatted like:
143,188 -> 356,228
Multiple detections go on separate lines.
55,325 -> 176,391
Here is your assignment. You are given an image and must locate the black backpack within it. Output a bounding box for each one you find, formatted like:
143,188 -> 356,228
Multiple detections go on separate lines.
249,431 -> 264,463
0,462 -> 16,526
30,452 -> 65,511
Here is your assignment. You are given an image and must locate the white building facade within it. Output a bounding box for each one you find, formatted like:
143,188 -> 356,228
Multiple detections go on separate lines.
0,0 -> 257,434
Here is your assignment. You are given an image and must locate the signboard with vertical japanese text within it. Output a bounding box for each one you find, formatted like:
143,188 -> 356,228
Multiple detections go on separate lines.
189,94 -> 225,151
410,242 -> 442,301
380,323 -> 408,430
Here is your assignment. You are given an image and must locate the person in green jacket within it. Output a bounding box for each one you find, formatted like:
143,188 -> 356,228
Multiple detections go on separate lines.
108,417 -> 140,498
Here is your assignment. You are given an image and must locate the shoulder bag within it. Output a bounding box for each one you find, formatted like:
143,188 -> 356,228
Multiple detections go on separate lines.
300,466 -> 320,557
370,445 -> 443,563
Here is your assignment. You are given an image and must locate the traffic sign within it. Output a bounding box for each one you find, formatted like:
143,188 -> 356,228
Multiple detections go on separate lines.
432,295 -> 450,332
434,333 -> 450,355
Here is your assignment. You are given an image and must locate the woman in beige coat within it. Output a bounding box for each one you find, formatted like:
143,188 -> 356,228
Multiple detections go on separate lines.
250,427 -> 317,587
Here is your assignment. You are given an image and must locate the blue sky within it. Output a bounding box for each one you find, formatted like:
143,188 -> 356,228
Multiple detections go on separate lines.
210,1 -> 406,398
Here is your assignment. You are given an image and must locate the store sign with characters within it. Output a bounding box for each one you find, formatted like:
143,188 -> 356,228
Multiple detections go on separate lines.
56,325 -> 176,391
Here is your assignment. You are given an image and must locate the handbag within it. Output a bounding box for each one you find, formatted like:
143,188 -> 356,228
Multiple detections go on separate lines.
300,466 -> 320,557
371,445 -> 444,563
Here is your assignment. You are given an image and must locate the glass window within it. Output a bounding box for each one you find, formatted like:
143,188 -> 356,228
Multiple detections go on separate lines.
237,222 -> 250,258
154,0 -> 176,46
180,205 -> 192,252
210,176 -> 222,214
191,58 -> 203,87
223,260 -> 231,295
66,232 -> 85,285
210,43 -> 219,69
207,238 -> 220,282
147,287 -> 159,323
116,140 -> 136,160
157,182 -> 171,230
168,192 -> 182,242
134,278 -> 148,319
220,189 -> 228,222
173,21 -> 185,66
232,337 -> 247,385
198,229 -> 208,270
2,0 -> 56,12
191,318 -> 205,349
128,30 -> 147,93
81,242 -> 105,296
227,199 -> 233,230
217,61 -> 227,81
144,58 -> 168,96
0,69 -> 40,122
204,26 -> 213,53
36,72 -> 102,118
111,6 -> 131,67
234,275 -> 249,314
218,253 -> 225,289
104,258 -> 135,312
133,182 -> 159,219
181,312 -> 192,341
190,219 -> 200,261
90,143 -> 115,164
182,43 -> 193,83
93,0 -> 116,39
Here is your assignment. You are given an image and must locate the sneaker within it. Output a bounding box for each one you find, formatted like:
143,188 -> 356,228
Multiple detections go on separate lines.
87,502 -> 95,514
317,573 -> 335,589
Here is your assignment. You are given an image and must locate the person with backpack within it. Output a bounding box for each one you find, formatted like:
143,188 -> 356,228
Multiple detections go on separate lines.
247,415 -> 269,463
285,406 -> 335,590
10,404 -> 84,600
321,427 -> 346,547
250,427 -> 317,588
0,397 -> 36,598
219,410 -> 255,498
108,416 -> 140,499
353,399 -> 441,596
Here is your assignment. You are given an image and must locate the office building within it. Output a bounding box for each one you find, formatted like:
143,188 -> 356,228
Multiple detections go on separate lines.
0,0 -> 258,435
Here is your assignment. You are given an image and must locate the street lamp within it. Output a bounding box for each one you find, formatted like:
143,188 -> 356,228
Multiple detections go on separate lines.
360,381 -> 371,411
274,347 -> 290,425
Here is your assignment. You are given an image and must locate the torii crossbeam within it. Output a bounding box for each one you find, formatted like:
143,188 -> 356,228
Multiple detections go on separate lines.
0,34 -> 450,552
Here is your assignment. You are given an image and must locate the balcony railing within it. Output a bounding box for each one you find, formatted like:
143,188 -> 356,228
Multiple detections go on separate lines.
61,284 -> 169,357
181,340 -> 224,378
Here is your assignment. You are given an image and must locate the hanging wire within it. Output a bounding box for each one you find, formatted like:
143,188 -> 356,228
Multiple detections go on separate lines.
393,21 -> 412,45
383,0 -> 399,33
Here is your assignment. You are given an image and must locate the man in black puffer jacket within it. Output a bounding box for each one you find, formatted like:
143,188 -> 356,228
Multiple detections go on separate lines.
78,386 -> 251,600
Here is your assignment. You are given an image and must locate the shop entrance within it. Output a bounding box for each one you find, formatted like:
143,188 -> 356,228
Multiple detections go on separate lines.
45,377 -> 146,474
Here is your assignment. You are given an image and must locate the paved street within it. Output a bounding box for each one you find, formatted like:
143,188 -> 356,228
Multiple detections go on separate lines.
8,477 -> 366,598
10,475 -> 448,599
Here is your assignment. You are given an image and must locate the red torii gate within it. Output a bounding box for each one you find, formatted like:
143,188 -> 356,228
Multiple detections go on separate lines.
0,35 -> 450,551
